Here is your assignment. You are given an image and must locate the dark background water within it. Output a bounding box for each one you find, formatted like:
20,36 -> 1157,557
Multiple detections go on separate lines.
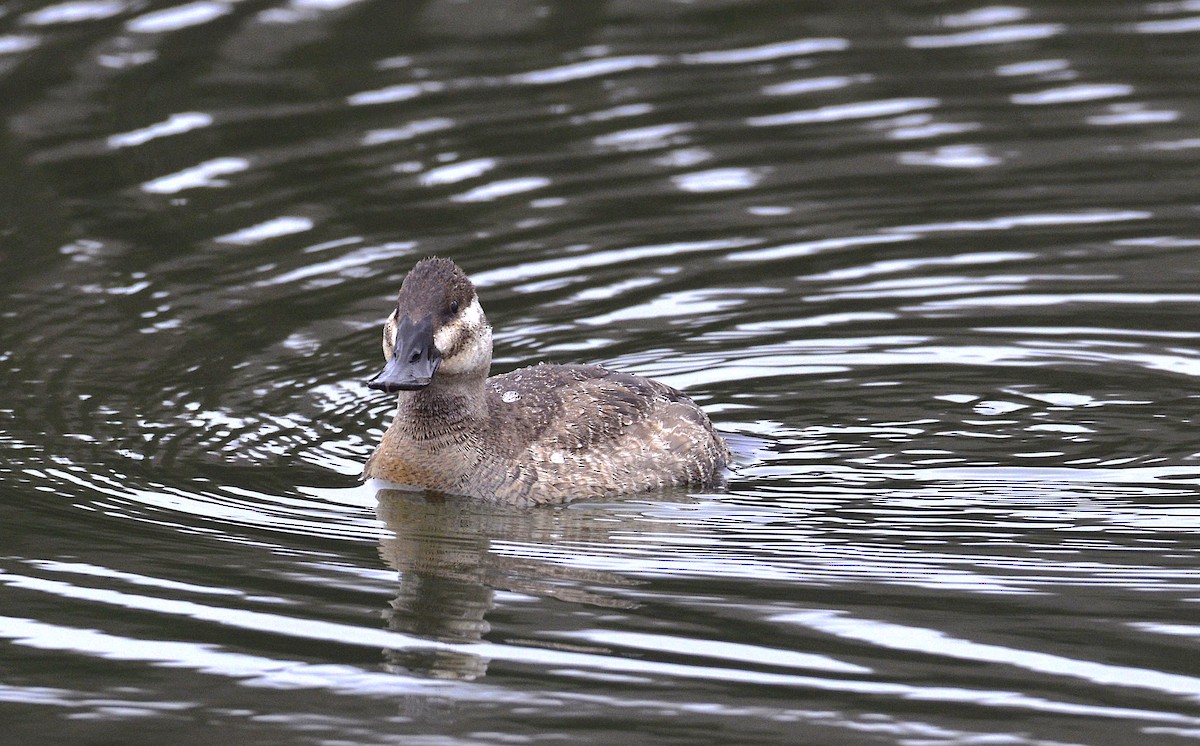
2,1 -> 1200,744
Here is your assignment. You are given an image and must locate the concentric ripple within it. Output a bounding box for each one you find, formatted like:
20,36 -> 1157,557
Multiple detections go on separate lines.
1,1 -> 1199,744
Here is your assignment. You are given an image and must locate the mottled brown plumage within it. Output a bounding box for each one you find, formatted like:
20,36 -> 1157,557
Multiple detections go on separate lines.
363,257 -> 730,504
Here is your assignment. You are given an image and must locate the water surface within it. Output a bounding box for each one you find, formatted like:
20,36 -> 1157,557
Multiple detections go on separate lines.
2,1 -> 1200,744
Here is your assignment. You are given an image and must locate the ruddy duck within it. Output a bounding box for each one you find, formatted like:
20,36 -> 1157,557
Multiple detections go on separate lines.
363,257 -> 730,504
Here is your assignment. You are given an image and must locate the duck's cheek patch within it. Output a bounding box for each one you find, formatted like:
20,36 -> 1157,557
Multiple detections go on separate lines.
433,323 -> 458,355
434,296 -> 484,354
383,313 -> 398,358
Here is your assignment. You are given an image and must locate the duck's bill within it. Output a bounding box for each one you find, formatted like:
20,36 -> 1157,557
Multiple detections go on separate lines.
367,354 -> 440,391
367,315 -> 442,392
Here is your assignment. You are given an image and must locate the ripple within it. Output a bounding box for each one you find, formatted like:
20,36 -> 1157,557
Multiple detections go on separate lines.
909,292 -> 1200,310
1011,83 -> 1135,105
747,97 -> 940,127
108,111 -> 213,148
996,59 -> 1072,77
254,241 -> 413,287
141,157 -> 249,193
0,615 -> 441,696
593,123 -> 692,152
779,610 -> 1200,699
671,167 -> 763,193
471,238 -> 758,287
564,629 -> 871,675
727,233 -> 915,263
346,81 -> 443,106
898,144 -> 1001,168
1088,104 -> 1180,126
450,176 -> 550,203
892,209 -> 1151,233
420,157 -> 496,186
577,288 -> 761,327
906,23 -> 1065,49
215,216 -> 316,245
361,116 -> 454,145
0,34 -> 40,54
942,7 -> 1031,26
125,1 -> 232,33
762,74 -> 868,97
5,573 -> 1197,725
1135,15 -> 1200,34
21,2 -> 130,26
800,251 -> 1033,282
509,55 -> 663,85
680,37 -> 848,65
3,2 -> 1200,741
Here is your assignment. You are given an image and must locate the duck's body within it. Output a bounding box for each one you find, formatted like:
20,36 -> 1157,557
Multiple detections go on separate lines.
363,258 -> 730,504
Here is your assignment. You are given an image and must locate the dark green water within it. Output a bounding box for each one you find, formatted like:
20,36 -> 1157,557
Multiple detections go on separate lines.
2,1 -> 1200,744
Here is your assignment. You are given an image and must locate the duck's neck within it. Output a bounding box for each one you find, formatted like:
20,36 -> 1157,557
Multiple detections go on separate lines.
393,374 -> 487,439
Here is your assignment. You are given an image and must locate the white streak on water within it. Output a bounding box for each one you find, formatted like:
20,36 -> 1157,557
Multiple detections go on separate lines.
1135,16 -> 1200,34
28,560 -> 244,597
360,117 -> 453,145
255,242 -> 415,286
216,216 -> 314,245
450,176 -> 550,203
561,630 -> 872,675
1012,83 -> 1134,105
889,210 -> 1150,233
899,144 -> 1001,168
141,157 -> 248,194
1133,623 -> 1200,639
907,24 -> 1064,49
471,238 -> 759,286
420,158 -> 496,186
347,82 -> 442,106
1088,106 -> 1179,126
509,55 -> 662,85
996,59 -> 1071,77
22,1 -> 129,26
126,1 -> 231,33
800,251 -> 1032,282
1,604 -> 1198,724
910,292 -> 1200,308
0,35 -> 40,54
727,233 -> 917,263
593,123 -> 692,151
940,7 -> 1029,26
778,610 -> 1200,700
763,75 -> 868,97
747,98 -> 939,127
109,112 -> 213,148
672,167 -> 762,193
681,38 -> 848,64
0,615 -> 442,696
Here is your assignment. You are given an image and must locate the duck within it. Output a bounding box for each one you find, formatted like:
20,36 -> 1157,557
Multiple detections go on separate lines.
363,257 -> 731,504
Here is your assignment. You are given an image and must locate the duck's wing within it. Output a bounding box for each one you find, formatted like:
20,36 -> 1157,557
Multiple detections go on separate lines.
485,363 -> 726,457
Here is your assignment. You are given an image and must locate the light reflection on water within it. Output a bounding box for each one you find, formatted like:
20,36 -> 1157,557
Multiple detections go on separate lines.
2,0 -> 1200,743
4,478 -> 1200,738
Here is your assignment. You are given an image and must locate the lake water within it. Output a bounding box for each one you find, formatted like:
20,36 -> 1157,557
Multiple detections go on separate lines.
2,1 -> 1200,743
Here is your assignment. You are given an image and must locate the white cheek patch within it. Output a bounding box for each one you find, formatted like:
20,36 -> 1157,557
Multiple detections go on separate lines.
436,297 -> 492,375
434,296 -> 483,352
382,312 -> 398,360
444,325 -> 492,375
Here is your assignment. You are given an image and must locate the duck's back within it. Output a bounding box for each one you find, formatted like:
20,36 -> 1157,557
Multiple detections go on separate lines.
474,363 -> 730,503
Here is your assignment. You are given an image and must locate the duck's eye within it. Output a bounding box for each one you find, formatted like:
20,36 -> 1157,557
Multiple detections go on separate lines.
449,300 -> 459,314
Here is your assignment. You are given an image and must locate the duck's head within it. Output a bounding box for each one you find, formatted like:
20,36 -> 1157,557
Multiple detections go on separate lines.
367,257 -> 492,393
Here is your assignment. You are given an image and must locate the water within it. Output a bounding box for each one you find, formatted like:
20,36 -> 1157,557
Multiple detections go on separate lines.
2,1 -> 1199,743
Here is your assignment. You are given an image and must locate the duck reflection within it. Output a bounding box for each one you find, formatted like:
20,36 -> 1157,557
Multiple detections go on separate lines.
373,487 -> 643,680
